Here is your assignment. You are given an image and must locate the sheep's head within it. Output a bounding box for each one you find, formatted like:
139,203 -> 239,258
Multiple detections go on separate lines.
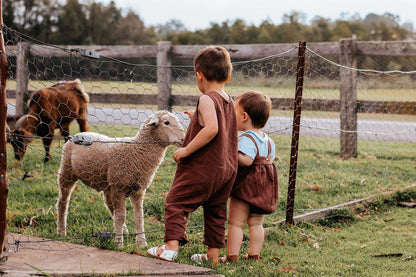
143,111 -> 185,147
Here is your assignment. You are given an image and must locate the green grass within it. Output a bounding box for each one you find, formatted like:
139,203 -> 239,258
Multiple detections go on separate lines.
5,123 -> 416,276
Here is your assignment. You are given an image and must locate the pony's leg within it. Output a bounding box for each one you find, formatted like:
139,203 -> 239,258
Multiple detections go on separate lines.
77,106 -> 89,132
60,123 -> 71,141
42,134 -> 54,162
129,187 -> 147,248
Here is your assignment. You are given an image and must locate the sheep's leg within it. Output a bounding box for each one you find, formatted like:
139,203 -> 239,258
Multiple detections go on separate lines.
56,178 -> 77,236
112,190 -> 127,248
103,190 -> 129,235
103,190 -> 115,216
129,188 -> 147,248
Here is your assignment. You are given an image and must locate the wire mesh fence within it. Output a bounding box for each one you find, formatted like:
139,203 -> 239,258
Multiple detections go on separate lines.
2,25 -> 416,257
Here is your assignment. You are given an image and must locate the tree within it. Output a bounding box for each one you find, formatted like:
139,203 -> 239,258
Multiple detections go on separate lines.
117,11 -> 157,45
229,19 -> 248,44
57,0 -> 88,44
257,20 -> 275,43
4,0 -> 60,42
310,16 -> 332,42
206,21 -> 230,44
156,19 -> 186,41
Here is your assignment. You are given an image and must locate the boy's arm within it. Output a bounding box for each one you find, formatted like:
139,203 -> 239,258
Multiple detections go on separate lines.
184,109 -> 194,119
173,95 -> 218,163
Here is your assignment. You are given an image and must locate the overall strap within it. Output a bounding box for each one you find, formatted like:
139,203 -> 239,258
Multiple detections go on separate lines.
266,136 -> 272,160
241,133 -> 272,161
241,133 -> 260,158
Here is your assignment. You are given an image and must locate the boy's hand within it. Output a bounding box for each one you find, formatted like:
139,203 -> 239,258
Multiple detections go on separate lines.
184,110 -> 195,119
173,147 -> 189,163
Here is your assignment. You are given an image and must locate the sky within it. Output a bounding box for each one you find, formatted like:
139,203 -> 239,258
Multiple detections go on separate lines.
98,0 -> 415,31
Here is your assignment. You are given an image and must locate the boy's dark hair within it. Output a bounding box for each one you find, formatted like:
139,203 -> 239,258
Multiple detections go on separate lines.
235,91 -> 271,128
194,46 -> 232,82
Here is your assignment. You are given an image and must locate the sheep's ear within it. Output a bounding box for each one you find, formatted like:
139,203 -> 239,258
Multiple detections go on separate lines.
147,116 -> 159,127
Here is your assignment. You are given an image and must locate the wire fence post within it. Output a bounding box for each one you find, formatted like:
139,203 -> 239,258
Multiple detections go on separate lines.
285,41 -> 306,225
0,0 -> 9,264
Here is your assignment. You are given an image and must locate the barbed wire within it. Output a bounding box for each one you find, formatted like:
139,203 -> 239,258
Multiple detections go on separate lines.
307,46 -> 416,74
232,46 -> 298,65
299,124 -> 416,136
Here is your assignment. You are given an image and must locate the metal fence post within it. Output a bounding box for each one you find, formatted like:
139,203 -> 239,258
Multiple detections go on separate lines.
339,38 -> 357,159
157,41 -> 172,111
286,41 -> 306,225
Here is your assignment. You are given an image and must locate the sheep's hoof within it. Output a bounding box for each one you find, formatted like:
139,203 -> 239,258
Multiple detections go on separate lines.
136,239 -> 147,248
56,228 -> 66,236
115,236 -> 124,249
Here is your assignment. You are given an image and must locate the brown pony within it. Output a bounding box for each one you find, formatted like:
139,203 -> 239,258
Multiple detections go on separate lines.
9,79 -> 89,162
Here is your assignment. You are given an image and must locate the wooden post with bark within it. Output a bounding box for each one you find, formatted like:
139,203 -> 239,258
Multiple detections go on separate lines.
339,38 -> 357,159
15,41 -> 29,116
157,41 -> 172,111
0,0 -> 9,264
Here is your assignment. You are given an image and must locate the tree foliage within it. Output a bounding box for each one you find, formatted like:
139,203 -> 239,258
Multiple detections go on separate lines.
3,0 -> 413,45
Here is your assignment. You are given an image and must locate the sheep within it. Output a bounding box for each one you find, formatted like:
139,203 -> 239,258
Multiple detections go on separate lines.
56,110 -> 185,248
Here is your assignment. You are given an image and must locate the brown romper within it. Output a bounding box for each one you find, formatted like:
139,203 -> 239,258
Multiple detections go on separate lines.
164,91 -> 238,248
231,134 -> 279,214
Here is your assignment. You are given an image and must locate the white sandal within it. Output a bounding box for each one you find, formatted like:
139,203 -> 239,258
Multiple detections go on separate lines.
190,253 -> 208,264
147,245 -> 178,262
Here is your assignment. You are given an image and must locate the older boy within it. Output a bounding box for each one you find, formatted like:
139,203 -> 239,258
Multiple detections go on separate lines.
147,46 -> 238,263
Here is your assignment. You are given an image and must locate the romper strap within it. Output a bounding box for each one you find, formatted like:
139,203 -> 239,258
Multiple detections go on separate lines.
241,133 -> 260,158
241,133 -> 272,160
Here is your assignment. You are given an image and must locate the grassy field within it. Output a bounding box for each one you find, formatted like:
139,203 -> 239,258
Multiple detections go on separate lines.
5,121 -> 416,276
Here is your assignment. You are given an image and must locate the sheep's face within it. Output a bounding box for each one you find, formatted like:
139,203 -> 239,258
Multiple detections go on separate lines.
148,111 -> 185,147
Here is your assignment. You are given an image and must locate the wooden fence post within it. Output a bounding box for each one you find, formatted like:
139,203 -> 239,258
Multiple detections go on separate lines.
0,0 -> 9,263
157,41 -> 172,111
339,39 -> 357,159
16,41 -> 29,116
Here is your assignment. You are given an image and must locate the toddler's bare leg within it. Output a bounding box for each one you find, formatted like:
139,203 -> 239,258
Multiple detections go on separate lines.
247,213 -> 265,256
226,197 -> 250,256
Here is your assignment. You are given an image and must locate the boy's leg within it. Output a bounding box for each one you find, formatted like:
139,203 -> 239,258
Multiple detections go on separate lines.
202,182 -> 233,261
247,213 -> 265,256
226,197 -> 250,256
207,247 -> 220,262
154,240 -> 179,256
